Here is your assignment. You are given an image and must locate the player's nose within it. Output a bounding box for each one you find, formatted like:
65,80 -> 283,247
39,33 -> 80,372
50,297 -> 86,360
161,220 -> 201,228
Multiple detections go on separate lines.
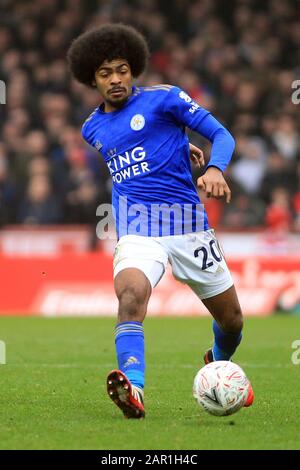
110,73 -> 122,85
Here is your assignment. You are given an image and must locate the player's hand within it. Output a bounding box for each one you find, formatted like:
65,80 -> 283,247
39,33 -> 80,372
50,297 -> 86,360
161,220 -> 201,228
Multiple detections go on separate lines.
197,166 -> 231,203
189,143 -> 205,168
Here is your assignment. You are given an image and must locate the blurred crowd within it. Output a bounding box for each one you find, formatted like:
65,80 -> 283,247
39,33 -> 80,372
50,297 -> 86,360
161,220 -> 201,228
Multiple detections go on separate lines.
0,0 -> 299,233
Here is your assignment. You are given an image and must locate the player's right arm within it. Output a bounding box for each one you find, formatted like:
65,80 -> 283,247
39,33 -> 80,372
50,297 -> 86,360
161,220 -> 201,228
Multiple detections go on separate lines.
189,142 -> 205,168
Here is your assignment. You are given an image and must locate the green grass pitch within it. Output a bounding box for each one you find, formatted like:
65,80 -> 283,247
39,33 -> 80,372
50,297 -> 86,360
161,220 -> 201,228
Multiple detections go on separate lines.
0,315 -> 299,450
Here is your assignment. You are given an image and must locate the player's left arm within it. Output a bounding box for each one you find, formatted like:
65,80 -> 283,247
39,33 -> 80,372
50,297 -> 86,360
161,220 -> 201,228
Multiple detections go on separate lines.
189,143 -> 231,202
164,88 -> 235,203
193,113 -> 233,203
197,166 -> 231,203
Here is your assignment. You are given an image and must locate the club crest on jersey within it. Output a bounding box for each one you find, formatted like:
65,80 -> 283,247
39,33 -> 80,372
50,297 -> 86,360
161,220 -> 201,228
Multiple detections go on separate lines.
130,114 -> 145,131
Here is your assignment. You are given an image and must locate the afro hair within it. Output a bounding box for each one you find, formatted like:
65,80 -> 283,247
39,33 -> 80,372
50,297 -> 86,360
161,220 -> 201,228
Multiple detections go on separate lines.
67,24 -> 150,88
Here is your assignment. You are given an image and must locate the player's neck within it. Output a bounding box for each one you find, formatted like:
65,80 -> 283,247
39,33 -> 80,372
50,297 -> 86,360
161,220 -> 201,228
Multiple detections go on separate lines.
103,92 -> 133,113
104,102 -> 125,113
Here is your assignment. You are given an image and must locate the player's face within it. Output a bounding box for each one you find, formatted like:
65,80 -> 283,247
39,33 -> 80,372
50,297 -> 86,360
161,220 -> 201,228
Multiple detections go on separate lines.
94,59 -> 133,112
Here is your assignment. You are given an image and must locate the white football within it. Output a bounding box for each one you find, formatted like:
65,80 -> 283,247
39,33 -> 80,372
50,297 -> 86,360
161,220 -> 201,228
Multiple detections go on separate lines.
193,361 -> 250,416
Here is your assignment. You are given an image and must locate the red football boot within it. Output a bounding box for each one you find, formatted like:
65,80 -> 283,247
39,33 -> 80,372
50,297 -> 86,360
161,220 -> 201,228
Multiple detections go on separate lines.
244,383 -> 254,407
107,370 -> 145,419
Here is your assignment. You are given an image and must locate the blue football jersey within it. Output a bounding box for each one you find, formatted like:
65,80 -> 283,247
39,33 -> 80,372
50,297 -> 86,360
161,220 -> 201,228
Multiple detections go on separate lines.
82,85 -> 234,238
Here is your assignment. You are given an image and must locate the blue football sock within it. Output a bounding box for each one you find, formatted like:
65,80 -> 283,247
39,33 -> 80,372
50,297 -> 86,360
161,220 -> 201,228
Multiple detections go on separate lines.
115,321 -> 145,389
212,320 -> 242,361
